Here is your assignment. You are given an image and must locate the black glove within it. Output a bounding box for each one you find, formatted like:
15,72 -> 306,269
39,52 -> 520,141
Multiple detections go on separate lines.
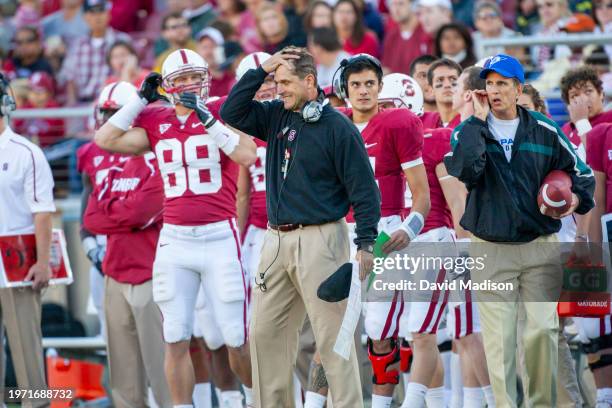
138,73 -> 168,104
86,246 -> 105,275
179,92 -> 217,128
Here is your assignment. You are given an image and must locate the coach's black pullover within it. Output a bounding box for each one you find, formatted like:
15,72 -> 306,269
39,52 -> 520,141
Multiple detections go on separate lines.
220,66 -> 380,247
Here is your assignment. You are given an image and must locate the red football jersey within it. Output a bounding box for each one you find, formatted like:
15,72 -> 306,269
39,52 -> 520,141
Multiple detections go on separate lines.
586,123 -> 612,213
77,142 -> 128,186
419,112 -> 461,130
84,153 -> 164,284
133,100 -> 239,226
563,110 -> 612,148
247,138 -> 268,229
339,108 -> 424,222
420,128 -> 453,232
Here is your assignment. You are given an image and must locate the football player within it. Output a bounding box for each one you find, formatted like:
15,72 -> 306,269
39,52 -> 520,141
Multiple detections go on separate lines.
77,82 -> 133,338
337,55 -> 431,408
582,122 -> 612,408
94,49 -> 257,408
420,58 -> 462,130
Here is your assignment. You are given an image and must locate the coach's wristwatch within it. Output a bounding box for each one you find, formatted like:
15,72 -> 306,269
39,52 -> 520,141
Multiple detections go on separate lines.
357,242 -> 374,254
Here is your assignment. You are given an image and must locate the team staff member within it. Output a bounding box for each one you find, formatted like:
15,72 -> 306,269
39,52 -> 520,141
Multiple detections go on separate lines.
220,47 -> 380,408
444,54 -> 595,407
0,73 -> 53,407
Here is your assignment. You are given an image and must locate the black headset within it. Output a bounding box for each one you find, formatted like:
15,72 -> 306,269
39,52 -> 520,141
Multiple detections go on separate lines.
300,87 -> 326,123
0,73 -> 16,118
332,53 -> 383,100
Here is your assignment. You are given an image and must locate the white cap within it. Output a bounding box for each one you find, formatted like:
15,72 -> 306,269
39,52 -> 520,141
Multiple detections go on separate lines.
196,27 -> 225,46
418,0 -> 452,9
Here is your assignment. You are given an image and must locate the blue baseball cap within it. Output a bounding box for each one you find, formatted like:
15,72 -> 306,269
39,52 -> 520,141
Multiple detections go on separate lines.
480,54 -> 525,84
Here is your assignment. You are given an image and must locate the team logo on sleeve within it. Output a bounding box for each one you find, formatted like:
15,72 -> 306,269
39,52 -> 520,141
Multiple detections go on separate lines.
159,123 -> 171,134
288,129 -> 296,141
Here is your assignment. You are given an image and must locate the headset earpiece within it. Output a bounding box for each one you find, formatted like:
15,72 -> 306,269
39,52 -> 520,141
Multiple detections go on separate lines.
301,88 -> 326,123
0,74 -> 16,118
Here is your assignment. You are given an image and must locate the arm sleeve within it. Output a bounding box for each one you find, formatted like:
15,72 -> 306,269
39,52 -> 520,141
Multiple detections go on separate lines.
219,66 -> 272,140
334,121 -> 381,247
443,116 -> 487,189
24,146 -> 56,213
84,172 -> 164,234
550,119 -> 595,215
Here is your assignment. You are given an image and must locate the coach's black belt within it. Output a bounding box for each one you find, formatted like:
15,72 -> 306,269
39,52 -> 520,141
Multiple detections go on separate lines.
268,223 -> 310,232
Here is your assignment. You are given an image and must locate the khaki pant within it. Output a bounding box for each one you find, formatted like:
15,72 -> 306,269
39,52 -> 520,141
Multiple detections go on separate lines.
472,234 -> 561,408
104,277 -> 172,408
250,221 -> 363,408
0,287 -> 47,408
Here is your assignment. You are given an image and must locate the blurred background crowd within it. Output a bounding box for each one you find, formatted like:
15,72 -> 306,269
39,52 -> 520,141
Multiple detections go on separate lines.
0,0 -> 611,143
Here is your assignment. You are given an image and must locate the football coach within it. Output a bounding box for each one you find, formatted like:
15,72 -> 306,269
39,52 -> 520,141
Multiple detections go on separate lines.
220,46 -> 380,407
444,54 -> 595,408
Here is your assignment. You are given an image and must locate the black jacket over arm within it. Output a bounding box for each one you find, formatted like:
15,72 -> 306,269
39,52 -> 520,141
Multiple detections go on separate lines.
444,107 -> 595,242
220,66 -> 381,247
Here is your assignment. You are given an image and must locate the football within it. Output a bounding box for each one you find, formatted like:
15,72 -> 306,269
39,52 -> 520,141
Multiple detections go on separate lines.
537,170 -> 573,217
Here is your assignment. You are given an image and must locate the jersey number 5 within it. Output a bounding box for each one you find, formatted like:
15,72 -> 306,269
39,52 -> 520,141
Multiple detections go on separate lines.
156,136 -> 222,197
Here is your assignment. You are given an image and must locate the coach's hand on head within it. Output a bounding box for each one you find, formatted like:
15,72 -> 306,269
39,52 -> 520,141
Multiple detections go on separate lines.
261,50 -> 301,74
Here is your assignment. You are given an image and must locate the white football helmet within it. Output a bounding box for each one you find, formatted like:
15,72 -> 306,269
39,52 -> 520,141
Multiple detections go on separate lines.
95,81 -> 138,128
236,52 -> 271,81
161,48 -> 210,104
379,73 -> 424,116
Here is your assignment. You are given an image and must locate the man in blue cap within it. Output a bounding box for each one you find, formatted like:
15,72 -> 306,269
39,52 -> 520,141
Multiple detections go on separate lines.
444,54 -> 595,407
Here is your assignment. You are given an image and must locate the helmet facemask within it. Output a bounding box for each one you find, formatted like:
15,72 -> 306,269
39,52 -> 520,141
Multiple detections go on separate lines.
162,68 -> 211,105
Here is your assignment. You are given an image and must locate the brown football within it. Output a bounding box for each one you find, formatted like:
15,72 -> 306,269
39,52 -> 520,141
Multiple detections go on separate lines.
537,170 -> 573,217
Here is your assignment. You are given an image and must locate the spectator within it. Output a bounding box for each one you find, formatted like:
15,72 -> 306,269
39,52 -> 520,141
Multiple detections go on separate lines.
184,0 -> 218,37
282,0 -> 308,51
517,0 -> 540,35
106,40 -> 151,87
256,3 -> 306,54
13,72 -> 65,147
417,0 -> 452,39
109,0 -> 153,33
303,0 -> 333,33
435,22 -> 477,69
217,0 -> 245,33
9,78 -> 31,108
153,12 -> 196,72
382,0 -> 433,74
41,0 -> 89,47
452,0 -> 476,27
150,0 -> 189,56
0,1 -> 17,54
333,0 -> 379,57
409,54 -> 437,112
308,27 -> 350,88
473,1 -> 522,60
560,66 -> 612,147
518,83 -> 549,113
532,0 -> 573,69
195,27 -> 235,97
3,26 -> 54,79
357,0 -> 385,42
13,0 -> 41,27
59,0 -> 130,104
593,0 -> 612,61
236,0 -> 264,53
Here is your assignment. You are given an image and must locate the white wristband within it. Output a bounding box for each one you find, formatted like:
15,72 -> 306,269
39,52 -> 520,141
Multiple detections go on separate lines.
107,95 -> 147,131
207,120 -> 240,155
399,211 -> 424,240
82,236 -> 98,253
575,119 -> 592,136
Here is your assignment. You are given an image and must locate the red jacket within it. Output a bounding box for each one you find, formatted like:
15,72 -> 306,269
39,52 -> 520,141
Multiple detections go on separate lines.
84,153 -> 163,284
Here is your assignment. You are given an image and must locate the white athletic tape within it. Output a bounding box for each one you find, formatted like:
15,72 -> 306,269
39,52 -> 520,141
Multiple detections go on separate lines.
333,261 -> 361,360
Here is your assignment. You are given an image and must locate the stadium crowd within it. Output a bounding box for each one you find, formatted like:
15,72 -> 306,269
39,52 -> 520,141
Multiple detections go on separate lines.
1,0 -> 612,407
